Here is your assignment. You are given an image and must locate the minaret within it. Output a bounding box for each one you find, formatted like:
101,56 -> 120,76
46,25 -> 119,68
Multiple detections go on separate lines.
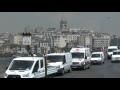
60,14 -> 67,31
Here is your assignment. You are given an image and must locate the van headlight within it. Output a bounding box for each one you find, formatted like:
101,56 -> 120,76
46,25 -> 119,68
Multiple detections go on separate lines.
112,57 -> 115,60
4,73 -> 7,78
98,59 -> 101,61
81,62 -> 85,65
22,73 -> 30,77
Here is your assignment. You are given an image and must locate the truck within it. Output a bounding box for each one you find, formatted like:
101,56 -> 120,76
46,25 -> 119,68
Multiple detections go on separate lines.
4,57 -> 58,78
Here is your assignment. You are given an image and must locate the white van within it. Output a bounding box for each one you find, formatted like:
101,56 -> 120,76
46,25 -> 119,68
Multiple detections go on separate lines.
4,57 -> 57,78
111,50 -> 120,63
107,46 -> 118,59
45,53 -> 72,75
70,48 -> 91,70
91,52 -> 105,64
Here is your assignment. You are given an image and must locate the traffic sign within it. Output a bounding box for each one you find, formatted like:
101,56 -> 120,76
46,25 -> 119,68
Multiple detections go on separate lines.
23,36 -> 32,45
37,48 -> 41,54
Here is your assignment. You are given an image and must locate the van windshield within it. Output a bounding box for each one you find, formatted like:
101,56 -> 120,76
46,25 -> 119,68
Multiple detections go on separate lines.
113,52 -> 120,55
108,49 -> 117,52
45,56 -> 64,62
71,53 -> 84,59
92,54 -> 100,58
9,60 -> 34,70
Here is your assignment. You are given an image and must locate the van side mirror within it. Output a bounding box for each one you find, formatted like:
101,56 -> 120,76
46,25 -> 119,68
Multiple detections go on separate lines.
85,56 -> 87,59
6,67 -> 8,70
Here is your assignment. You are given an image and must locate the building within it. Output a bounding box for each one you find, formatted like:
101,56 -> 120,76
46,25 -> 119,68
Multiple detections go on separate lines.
110,36 -> 120,46
60,16 -> 67,31
12,35 -> 23,45
66,34 -> 80,43
53,34 -> 67,48
93,34 -> 111,48
78,34 -> 93,48
0,40 -> 5,46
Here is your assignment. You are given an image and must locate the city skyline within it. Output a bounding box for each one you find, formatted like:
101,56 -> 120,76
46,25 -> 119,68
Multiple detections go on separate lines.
0,12 -> 120,35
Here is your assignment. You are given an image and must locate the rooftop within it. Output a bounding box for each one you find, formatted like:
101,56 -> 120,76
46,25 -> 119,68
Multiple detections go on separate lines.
13,57 -> 44,61
45,53 -> 70,56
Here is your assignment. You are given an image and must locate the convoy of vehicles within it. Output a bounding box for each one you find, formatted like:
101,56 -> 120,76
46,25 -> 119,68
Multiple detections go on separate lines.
4,45 -> 118,78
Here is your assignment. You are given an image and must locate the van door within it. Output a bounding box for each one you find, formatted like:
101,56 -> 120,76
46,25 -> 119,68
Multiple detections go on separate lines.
101,54 -> 104,62
37,59 -> 45,78
65,54 -> 71,70
32,60 -> 40,78
62,55 -> 67,71
85,50 -> 90,65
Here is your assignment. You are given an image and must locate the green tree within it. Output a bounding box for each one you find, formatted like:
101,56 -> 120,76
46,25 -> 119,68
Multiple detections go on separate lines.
50,48 -> 56,53
61,43 -> 70,52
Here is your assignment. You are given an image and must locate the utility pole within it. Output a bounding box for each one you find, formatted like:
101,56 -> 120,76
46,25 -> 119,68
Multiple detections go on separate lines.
101,16 -> 111,51
45,58 -> 47,78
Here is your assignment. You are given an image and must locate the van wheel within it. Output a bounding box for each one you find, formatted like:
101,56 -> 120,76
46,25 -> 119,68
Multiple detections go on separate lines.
82,65 -> 86,70
100,61 -> 102,65
88,64 -> 90,69
61,69 -> 65,75
103,61 -> 104,64
68,66 -> 72,73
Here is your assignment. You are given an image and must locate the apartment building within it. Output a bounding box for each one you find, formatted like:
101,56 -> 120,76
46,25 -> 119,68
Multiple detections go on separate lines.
93,34 -> 111,48
12,35 -> 22,45
53,34 -> 66,48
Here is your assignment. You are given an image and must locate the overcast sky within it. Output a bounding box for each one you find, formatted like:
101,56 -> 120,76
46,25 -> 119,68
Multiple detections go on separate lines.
0,12 -> 120,35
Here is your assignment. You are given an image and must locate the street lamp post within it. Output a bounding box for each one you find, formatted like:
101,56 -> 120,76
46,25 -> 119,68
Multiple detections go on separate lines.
116,36 -> 119,47
101,16 -> 111,50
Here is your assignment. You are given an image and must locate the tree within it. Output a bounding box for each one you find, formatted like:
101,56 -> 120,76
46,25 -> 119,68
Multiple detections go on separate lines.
50,48 -> 56,53
61,43 -> 70,52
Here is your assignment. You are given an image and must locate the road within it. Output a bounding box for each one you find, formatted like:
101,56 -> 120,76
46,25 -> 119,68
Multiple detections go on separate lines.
0,58 -> 12,78
55,59 -> 120,78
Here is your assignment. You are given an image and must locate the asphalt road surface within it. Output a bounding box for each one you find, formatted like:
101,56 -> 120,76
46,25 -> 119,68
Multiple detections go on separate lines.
55,59 -> 120,78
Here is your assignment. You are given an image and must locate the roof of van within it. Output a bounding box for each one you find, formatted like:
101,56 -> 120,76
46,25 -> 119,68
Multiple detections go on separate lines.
70,48 -> 89,52
45,53 -> 70,56
92,52 -> 103,54
108,46 -> 118,49
13,57 -> 44,61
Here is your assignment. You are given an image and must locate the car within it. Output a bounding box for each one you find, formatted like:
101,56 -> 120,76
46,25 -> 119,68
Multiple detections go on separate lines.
111,50 -> 120,63
91,52 -> 105,65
